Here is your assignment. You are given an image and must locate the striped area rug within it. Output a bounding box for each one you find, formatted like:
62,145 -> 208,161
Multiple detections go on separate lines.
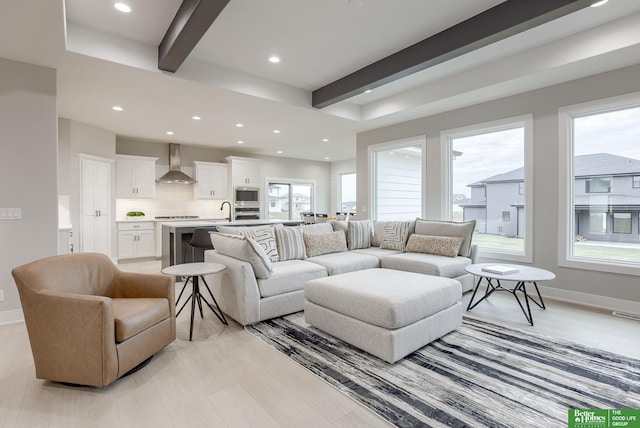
246,314 -> 640,427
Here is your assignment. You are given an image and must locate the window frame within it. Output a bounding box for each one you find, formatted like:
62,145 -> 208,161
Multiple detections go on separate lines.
442,114 -> 533,263
265,177 -> 316,221
338,172 -> 357,214
558,91 -> 640,276
368,136 -> 427,221
585,177 -> 611,193
633,176 -> 640,189
612,212 -> 632,234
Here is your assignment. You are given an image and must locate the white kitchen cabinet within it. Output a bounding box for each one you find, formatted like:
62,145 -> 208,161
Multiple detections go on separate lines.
80,155 -> 112,256
118,221 -> 155,260
116,155 -> 158,199
193,161 -> 228,199
226,156 -> 262,187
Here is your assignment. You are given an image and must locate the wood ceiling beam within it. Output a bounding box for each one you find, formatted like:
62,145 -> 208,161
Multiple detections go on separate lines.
312,0 -> 593,109
158,0 -> 230,73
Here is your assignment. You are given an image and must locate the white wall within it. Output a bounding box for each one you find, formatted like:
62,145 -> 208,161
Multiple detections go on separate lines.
116,138 -> 332,215
0,58 -> 58,323
356,63 -> 640,310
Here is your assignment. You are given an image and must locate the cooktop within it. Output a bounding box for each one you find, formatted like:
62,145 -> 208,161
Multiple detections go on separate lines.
154,216 -> 200,219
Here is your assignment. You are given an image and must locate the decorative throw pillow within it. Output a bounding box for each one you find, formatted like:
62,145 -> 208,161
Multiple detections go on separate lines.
329,220 -> 348,243
300,222 -> 334,235
303,231 -> 348,257
274,226 -> 306,261
209,233 -> 272,279
414,219 -> 476,257
405,234 -> 465,258
237,226 -> 279,262
347,220 -> 372,250
380,221 -> 413,251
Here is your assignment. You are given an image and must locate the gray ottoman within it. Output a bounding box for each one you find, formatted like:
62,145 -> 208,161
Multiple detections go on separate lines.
304,268 -> 462,363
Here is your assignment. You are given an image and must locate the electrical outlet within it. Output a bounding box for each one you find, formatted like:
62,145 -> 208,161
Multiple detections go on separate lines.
0,290 -> 4,301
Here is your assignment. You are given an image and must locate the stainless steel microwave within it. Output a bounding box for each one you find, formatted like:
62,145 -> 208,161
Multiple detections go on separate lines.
234,186 -> 259,207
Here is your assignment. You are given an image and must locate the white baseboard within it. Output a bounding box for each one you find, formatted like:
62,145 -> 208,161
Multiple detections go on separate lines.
0,309 -> 24,326
538,284 -> 640,316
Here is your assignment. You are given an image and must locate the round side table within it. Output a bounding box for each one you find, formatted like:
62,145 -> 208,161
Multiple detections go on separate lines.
161,262 -> 227,340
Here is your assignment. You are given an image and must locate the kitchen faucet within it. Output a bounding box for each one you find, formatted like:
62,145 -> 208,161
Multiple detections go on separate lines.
221,200 -> 232,222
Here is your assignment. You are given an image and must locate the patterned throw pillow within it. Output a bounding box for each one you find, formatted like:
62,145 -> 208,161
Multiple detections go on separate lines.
274,227 -> 306,261
414,219 -> 476,257
380,221 -> 413,251
238,226 -> 279,262
303,231 -> 348,257
209,233 -> 272,279
347,220 -> 372,250
404,234 -> 465,258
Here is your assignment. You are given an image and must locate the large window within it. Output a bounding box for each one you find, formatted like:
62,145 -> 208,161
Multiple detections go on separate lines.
267,180 -> 313,220
560,95 -> 640,273
444,115 -> 533,261
370,138 -> 424,221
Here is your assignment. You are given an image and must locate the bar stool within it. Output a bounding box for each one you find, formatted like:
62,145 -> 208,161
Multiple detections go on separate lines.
184,228 -> 214,263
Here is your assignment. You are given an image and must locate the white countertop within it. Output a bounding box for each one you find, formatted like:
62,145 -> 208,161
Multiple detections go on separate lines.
160,219 -> 300,228
116,217 -> 228,223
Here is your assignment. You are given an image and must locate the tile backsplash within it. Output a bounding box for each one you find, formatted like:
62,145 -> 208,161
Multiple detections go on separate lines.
116,183 -> 230,220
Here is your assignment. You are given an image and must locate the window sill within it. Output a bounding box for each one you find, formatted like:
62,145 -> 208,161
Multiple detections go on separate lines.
559,257 -> 640,277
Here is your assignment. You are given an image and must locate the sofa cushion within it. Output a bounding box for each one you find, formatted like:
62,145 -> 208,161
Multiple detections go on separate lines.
350,247 -> 402,259
237,226 -> 279,262
380,221 -> 413,251
274,226 -> 306,261
347,220 -> 373,250
303,231 -> 347,257
380,252 -> 471,278
414,219 -> 476,257
304,268 -> 462,329
257,260 -> 327,298
209,233 -> 272,279
306,251 -> 379,276
329,220 -> 348,241
112,298 -> 170,343
405,234 -> 465,258
371,220 -> 415,248
300,223 -> 333,234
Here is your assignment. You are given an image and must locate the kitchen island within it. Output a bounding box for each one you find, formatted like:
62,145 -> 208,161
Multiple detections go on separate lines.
161,219 -> 303,268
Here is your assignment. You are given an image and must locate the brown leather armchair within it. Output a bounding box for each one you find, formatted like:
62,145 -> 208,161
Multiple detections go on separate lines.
12,253 -> 176,387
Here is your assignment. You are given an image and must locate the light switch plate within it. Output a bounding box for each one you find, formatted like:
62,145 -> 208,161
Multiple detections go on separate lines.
0,290 -> 4,301
0,208 -> 21,220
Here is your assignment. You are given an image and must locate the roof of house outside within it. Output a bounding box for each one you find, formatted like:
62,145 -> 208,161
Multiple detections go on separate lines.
469,153 -> 640,186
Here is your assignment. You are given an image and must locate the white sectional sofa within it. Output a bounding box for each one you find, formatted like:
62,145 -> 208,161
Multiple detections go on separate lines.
204,219 -> 478,326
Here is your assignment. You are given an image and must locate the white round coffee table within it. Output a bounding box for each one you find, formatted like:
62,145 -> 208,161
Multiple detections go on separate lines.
161,262 -> 227,340
465,263 -> 555,326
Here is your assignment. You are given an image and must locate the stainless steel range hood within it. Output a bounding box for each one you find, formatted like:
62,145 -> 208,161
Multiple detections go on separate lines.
156,144 -> 197,184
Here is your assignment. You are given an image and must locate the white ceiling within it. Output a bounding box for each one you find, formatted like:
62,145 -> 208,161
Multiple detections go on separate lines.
2,0 -> 640,162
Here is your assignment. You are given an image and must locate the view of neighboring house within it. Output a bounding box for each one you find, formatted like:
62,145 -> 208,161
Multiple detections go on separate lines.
460,153 -> 640,243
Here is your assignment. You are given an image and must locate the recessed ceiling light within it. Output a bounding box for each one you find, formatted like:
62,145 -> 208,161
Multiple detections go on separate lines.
322,138 -> 329,142
364,89 -> 372,94
235,123 -> 244,127
324,157 -> 330,160
277,150 -> 283,154
269,56 -> 281,64
112,105 -> 123,111
273,129 -> 280,134
237,140 -> 244,144
114,2 -> 131,13
590,0 -> 608,6
166,131 -> 174,135
192,115 -> 201,120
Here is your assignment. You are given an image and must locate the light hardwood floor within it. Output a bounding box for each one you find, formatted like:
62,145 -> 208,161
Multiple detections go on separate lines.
1,260 -> 638,427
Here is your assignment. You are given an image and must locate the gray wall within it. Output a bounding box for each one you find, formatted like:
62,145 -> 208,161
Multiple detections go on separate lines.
357,63 -> 640,307
0,58 -> 58,321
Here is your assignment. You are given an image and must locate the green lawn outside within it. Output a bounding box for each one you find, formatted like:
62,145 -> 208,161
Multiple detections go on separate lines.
471,233 -> 640,263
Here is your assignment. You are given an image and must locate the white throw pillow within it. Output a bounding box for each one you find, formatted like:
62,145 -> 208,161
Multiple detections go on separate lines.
347,220 -> 372,250
380,221 -> 413,251
209,233 -> 272,279
274,227 -> 307,261
237,226 -> 279,262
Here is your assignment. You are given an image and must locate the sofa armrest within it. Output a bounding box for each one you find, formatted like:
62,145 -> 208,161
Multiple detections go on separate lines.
204,250 -> 262,325
469,244 -> 479,264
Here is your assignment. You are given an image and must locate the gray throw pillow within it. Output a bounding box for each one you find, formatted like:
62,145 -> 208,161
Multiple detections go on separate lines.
379,221 -> 413,251
347,220 -> 372,250
274,226 -> 306,261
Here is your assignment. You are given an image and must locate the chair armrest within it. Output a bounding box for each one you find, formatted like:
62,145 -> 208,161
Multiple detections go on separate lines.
25,290 -> 119,386
114,271 -> 173,300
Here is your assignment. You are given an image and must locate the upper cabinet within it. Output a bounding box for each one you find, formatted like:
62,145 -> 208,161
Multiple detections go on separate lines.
226,156 -> 262,188
193,161 -> 228,199
116,155 -> 158,199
